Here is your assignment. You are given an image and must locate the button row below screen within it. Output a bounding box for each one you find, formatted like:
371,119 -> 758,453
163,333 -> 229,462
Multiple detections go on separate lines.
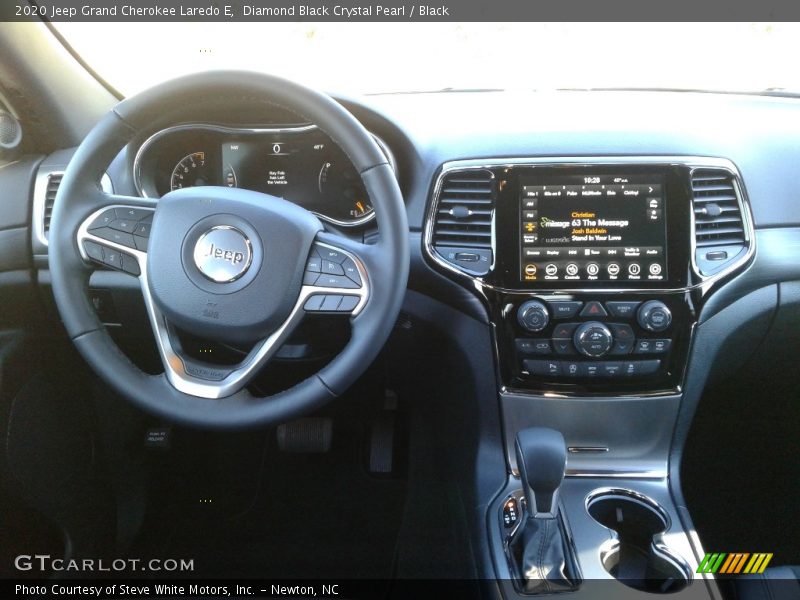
523,359 -> 661,378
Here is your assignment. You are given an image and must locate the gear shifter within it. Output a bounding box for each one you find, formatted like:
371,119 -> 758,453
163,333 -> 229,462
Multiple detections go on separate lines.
511,427 -> 580,593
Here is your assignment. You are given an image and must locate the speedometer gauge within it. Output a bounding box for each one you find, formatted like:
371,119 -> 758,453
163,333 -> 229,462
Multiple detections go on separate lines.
170,152 -> 209,191
318,161 -> 374,222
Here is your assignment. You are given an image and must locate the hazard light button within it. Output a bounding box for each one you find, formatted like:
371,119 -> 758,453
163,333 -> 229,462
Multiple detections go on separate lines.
579,301 -> 608,318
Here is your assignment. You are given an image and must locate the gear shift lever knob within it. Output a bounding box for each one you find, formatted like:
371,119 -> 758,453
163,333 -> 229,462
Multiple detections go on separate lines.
515,427 -> 567,519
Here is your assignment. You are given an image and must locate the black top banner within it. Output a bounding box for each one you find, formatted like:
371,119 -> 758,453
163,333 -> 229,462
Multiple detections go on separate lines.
2,0 -> 800,21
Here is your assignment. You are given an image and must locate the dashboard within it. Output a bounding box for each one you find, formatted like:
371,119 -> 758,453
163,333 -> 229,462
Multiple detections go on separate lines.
133,123 -> 396,227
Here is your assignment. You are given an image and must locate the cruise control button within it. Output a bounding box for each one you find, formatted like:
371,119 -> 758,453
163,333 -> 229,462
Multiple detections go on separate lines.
320,295 -> 344,311
321,260 -> 345,276
83,240 -> 104,263
121,253 -> 140,276
341,258 -> 362,285
88,209 -> 117,230
337,296 -> 360,312
306,257 -> 322,272
523,360 -> 562,377
580,301 -> 608,318
134,235 -> 149,251
115,207 -> 153,221
102,248 -> 123,270
108,219 -> 136,233
606,301 -> 642,318
316,274 -> 359,289
91,227 -> 136,249
549,301 -> 583,319
132,222 -> 151,237
303,295 -> 325,311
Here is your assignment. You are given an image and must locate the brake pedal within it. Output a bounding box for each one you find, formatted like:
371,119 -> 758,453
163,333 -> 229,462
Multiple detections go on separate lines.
277,417 -> 332,453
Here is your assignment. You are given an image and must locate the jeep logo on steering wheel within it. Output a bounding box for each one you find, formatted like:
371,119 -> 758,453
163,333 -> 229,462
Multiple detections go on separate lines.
193,226 -> 253,283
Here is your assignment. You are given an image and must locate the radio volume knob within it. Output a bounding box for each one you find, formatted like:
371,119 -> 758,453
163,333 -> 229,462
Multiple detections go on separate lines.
517,300 -> 550,333
574,321 -> 614,357
637,300 -> 672,332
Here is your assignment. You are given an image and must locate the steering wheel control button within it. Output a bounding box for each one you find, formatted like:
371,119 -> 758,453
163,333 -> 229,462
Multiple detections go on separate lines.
134,236 -> 149,251
341,258 -> 362,285
517,300 -> 550,332
606,301 -> 642,318
318,247 -> 347,263
303,272 -> 320,286
102,248 -> 123,270
574,321 -> 613,357
193,226 -> 253,283
109,219 -> 136,233
304,295 -> 325,311
637,300 -> 673,332
579,301 -> 608,318
321,260 -> 345,276
549,300 -> 583,319
316,274 -> 359,289
306,257 -> 322,272
338,296 -> 360,312
320,295 -> 344,311
133,222 -> 151,237
115,207 -> 151,221
88,209 -> 117,230
92,227 -> 136,249
121,254 -> 141,276
83,240 -> 105,263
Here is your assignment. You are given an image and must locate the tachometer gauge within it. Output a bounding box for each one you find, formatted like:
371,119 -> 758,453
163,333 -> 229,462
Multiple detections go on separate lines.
170,152 -> 209,190
318,161 -> 374,222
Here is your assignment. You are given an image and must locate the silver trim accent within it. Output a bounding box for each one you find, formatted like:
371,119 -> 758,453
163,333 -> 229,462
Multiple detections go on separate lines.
423,156 -> 756,295
192,225 -> 254,283
77,205 -> 369,399
132,122 -> 397,228
32,169 -> 113,253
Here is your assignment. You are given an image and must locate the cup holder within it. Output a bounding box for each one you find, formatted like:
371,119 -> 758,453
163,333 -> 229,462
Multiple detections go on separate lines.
587,489 -> 691,594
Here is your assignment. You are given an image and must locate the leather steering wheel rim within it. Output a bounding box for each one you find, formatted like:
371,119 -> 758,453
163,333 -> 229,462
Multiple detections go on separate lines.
48,71 -> 409,429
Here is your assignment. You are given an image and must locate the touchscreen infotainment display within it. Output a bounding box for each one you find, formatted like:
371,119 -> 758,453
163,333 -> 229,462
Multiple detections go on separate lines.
519,173 -> 667,283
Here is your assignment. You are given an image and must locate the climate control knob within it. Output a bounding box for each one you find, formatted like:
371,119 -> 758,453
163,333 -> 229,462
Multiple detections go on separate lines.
517,300 -> 550,333
573,321 -> 614,357
637,300 -> 672,332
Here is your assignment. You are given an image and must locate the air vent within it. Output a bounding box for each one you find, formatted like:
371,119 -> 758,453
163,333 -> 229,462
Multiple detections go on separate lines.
43,173 -> 63,236
691,168 -> 750,276
431,170 -> 495,275
691,169 -> 745,247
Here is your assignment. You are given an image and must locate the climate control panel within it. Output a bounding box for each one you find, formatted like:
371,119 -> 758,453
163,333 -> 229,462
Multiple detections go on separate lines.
498,294 -> 692,393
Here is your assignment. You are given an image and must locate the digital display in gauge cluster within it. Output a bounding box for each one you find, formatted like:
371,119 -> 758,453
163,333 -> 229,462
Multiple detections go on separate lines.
140,126 -> 385,226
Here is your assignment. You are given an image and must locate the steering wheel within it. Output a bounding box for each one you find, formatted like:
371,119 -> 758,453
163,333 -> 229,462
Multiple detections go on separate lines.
48,71 -> 408,428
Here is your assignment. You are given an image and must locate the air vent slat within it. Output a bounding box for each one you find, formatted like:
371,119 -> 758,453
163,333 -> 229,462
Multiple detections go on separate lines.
43,173 -> 63,235
432,170 -> 495,249
691,169 -> 746,249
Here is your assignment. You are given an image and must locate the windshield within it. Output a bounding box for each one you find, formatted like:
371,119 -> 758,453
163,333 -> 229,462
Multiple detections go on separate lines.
54,22 -> 800,96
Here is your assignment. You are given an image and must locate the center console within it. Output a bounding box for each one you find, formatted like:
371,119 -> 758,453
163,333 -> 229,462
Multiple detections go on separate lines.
423,156 -> 755,598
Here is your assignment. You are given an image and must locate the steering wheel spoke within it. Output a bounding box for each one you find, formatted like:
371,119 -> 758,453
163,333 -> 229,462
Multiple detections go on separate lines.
77,197 -> 157,277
